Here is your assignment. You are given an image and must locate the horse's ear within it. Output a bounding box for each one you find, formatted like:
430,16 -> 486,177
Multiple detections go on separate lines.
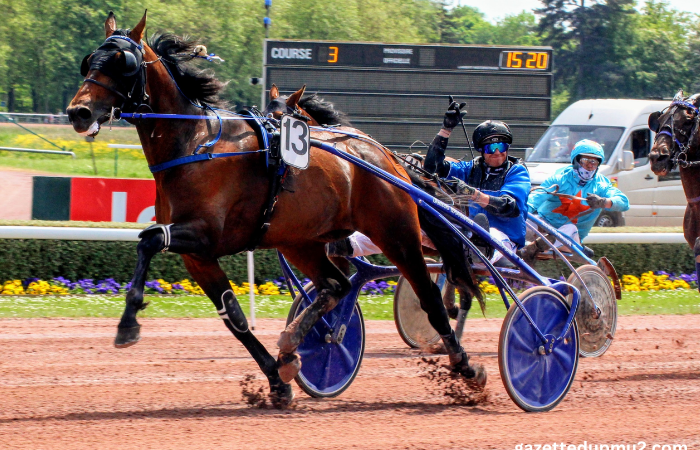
130,10 -> 148,43
648,111 -> 661,133
105,11 -> 116,38
690,94 -> 700,108
286,85 -> 306,107
270,84 -> 279,100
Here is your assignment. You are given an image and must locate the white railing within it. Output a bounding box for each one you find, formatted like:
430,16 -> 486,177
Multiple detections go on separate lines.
0,226 -> 687,244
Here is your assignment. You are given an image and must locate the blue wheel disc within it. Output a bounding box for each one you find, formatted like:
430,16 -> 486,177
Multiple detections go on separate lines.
287,285 -> 365,398
498,286 -> 579,412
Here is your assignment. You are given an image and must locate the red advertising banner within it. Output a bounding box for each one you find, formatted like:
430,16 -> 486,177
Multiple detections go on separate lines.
70,178 -> 156,223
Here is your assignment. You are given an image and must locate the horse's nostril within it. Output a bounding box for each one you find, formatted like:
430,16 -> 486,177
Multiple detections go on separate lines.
67,106 -> 92,123
76,107 -> 92,120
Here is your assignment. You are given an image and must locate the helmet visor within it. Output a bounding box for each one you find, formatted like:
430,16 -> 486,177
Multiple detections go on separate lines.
482,142 -> 510,154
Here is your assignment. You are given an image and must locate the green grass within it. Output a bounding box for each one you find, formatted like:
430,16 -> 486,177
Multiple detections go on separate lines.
0,123 -> 150,178
1,290 -> 698,320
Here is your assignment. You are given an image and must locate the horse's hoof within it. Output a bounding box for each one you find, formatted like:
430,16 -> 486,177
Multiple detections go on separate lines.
269,383 -> 295,409
277,352 -> 301,383
114,325 -> 141,348
467,363 -> 488,391
277,330 -> 300,354
451,356 -> 487,391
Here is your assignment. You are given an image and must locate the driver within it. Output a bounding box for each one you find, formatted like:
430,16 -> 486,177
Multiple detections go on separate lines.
523,139 -> 629,263
326,103 -> 531,266
422,109 -> 531,265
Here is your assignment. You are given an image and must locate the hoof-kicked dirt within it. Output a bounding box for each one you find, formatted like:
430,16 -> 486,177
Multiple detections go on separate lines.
1,315 -> 699,449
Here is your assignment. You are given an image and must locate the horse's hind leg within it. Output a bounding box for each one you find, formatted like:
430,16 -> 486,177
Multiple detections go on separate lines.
376,234 -> 486,387
275,244 -> 351,382
182,255 -> 293,405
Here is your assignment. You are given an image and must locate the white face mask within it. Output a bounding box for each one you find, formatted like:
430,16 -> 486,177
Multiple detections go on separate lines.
574,162 -> 597,185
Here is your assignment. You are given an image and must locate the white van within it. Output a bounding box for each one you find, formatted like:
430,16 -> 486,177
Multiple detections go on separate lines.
524,99 -> 684,227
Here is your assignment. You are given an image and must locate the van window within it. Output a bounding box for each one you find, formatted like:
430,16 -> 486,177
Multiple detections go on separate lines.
622,129 -> 650,166
527,125 -> 624,164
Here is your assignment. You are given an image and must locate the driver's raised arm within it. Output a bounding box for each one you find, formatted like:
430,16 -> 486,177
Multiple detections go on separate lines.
424,102 -> 465,177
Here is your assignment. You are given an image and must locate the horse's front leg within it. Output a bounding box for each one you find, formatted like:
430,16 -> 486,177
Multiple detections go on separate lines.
181,255 -> 293,406
115,223 -> 203,347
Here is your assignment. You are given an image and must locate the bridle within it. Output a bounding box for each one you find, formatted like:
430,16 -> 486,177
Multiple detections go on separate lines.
81,34 -> 152,114
651,96 -> 700,170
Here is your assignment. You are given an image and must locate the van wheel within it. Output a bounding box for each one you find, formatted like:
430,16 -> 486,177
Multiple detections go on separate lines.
595,212 -> 616,227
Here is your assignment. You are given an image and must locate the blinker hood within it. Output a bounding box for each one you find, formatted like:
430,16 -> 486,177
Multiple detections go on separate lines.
81,36 -> 144,78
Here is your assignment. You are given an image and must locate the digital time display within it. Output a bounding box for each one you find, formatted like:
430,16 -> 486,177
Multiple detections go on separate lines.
500,51 -> 550,70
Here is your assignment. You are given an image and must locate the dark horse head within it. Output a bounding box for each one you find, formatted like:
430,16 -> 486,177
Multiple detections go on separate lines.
66,11 -> 225,138
649,90 -> 700,176
262,84 -> 351,128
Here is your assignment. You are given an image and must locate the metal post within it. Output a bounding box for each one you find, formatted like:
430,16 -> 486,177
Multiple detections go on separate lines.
247,251 -> 256,330
86,136 -> 97,175
264,0 -> 272,38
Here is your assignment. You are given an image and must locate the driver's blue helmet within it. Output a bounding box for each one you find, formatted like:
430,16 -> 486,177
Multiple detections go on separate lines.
570,139 -> 604,164
571,140 -> 604,185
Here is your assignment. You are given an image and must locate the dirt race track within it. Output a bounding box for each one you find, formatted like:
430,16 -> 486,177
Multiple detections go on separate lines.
1,315 -> 699,450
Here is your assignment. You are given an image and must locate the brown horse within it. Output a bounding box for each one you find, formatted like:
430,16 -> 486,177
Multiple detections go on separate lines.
67,12 -> 484,405
649,90 -> 700,289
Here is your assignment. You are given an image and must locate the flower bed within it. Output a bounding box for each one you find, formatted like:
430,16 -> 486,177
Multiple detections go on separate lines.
2,271 -> 696,296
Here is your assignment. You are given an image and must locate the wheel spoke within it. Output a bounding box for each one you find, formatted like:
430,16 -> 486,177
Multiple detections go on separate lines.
338,342 -> 357,372
317,347 -> 335,391
510,357 -> 541,387
509,319 -> 535,353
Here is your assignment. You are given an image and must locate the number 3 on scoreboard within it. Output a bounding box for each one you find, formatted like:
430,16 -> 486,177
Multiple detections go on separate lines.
328,46 -> 338,63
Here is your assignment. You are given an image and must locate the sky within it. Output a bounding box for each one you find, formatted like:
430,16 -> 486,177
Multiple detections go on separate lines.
455,0 -> 700,23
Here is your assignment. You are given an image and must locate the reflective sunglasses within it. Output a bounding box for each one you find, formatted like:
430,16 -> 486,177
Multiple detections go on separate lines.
481,142 -> 510,154
578,156 -> 601,167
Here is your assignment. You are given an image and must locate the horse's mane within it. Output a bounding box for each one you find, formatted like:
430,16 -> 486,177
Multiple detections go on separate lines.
299,94 -> 352,126
146,31 -> 227,108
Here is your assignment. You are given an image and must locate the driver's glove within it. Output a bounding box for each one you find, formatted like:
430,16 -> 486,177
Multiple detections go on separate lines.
586,193 -> 608,209
442,101 -> 467,130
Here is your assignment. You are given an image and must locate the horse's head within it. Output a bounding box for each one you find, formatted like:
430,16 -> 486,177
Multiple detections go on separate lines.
649,89 -> 700,176
262,84 -> 319,125
66,11 -> 150,136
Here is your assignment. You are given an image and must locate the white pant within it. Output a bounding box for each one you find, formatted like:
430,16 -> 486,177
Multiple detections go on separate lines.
552,223 -> 581,247
346,228 -> 516,265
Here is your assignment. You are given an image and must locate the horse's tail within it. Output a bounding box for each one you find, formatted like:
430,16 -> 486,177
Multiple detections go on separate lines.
405,169 -> 485,311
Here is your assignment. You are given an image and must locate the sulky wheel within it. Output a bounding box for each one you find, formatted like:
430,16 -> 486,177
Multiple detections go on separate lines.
393,258 -> 444,348
286,283 -> 365,398
499,286 -> 579,412
566,265 -> 617,358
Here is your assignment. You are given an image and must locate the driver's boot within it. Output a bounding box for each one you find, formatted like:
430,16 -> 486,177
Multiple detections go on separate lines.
518,236 -> 551,266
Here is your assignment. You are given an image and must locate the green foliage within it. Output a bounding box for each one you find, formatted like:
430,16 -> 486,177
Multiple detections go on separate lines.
538,0 -> 700,103
440,6 -> 542,45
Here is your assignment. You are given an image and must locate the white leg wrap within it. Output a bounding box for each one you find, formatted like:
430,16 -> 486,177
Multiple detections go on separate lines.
139,223 -> 173,253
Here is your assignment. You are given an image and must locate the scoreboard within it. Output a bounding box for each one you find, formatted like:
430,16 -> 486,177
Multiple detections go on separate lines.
263,40 -> 553,159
